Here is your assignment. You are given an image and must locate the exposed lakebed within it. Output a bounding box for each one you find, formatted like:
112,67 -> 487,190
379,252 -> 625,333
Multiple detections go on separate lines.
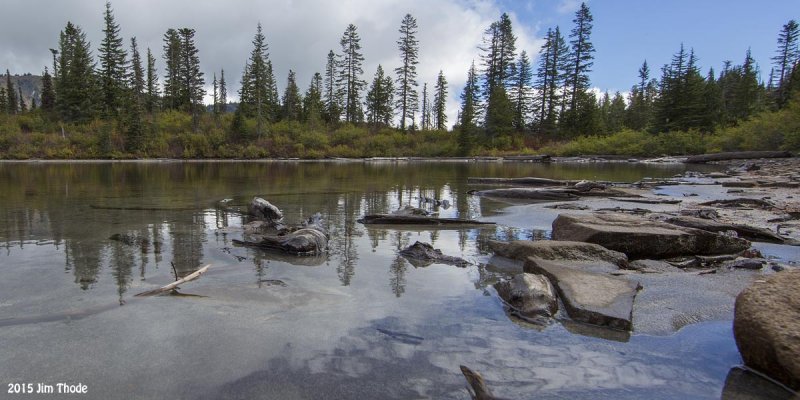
0,160 -> 791,399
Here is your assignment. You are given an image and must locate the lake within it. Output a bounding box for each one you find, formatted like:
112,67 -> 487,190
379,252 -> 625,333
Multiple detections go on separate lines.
0,160 -> 750,399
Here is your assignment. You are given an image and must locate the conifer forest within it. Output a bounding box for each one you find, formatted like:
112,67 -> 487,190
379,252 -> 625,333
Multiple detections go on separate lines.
0,2 -> 798,159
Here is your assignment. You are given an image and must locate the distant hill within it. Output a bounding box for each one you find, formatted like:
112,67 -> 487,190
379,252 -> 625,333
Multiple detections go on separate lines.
5,74 -> 42,108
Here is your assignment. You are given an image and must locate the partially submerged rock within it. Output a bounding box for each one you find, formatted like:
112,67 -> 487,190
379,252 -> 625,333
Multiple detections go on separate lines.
391,205 -> 433,216
551,213 -> 750,259
248,197 -> 284,222
399,241 -> 470,267
734,269 -> 800,391
488,240 -> 628,272
525,258 -> 641,330
494,273 -> 558,319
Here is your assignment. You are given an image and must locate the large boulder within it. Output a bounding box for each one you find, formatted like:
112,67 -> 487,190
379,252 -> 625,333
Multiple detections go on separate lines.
525,258 -> 641,330
489,240 -> 628,272
494,273 -> 558,319
552,213 -> 750,259
733,269 -> 800,391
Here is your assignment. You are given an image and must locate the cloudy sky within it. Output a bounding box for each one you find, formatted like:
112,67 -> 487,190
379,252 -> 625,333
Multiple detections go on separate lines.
1,0 -> 797,126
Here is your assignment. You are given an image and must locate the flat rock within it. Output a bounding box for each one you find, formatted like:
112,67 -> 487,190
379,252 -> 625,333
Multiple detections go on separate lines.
470,188 -> 579,201
734,269 -> 800,390
489,240 -> 628,273
399,241 -> 470,267
525,258 -> 641,330
628,259 -> 682,273
663,215 -> 786,243
494,273 -> 558,318
552,213 -> 751,259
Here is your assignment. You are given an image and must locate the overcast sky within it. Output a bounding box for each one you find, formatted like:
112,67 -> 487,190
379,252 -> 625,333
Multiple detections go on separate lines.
1,0 -> 797,127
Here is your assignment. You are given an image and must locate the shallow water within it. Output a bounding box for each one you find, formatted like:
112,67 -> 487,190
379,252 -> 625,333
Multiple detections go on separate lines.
0,160 -> 769,399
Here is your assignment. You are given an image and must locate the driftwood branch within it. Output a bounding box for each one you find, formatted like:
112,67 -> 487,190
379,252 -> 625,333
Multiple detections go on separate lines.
135,264 -> 211,297
358,215 -> 495,226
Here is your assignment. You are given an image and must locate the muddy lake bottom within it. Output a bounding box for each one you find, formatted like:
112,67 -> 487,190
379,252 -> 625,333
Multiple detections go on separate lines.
0,160 -> 789,399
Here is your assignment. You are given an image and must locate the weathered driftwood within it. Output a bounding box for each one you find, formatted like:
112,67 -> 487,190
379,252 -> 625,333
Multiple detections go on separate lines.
467,177 -> 574,186
460,366 -> 500,400
135,264 -> 211,297
700,198 -> 776,209
248,197 -> 284,222
469,188 -> 580,201
91,205 -> 195,211
502,155 -> 552,162
235,213 -> 328,256
610,197 -> 682,205
684,151 -> 792,163
358,214 -> 495,226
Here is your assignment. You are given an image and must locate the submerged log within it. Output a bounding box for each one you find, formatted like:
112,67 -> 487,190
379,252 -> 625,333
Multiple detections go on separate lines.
609,197 -> 682,205
135,264 -> 211,297
460,366 -> 498,400
358,215 -> 494,226
685,151 -> 792,163
469,188 -> 580,201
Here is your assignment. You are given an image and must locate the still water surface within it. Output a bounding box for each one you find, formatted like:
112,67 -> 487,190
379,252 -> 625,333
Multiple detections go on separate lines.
0,161 -> 745,399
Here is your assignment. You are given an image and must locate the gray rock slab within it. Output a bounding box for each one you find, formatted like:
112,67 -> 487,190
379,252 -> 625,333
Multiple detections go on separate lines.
551,213 -> 750,259
489,240 -> 628,273
525,258 -> 641,331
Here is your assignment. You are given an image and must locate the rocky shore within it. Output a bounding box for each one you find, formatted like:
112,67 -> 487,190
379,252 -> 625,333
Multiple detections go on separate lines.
474,156 -> 800,393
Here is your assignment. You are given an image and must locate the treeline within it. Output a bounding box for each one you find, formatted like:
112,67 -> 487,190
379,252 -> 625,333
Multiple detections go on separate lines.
0,2 -> 798,159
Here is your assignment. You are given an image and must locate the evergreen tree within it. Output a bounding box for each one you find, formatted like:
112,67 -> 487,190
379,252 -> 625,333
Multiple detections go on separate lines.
511,50 -> 533,131
99,2 -> 128,117
212,73 -> 219,115
129,37 -> 145,104
0,87 -> 6,114
460,61 -> 480,128
145,48 -> 160,113
458,61 -> 480,155
565,3 -> 594,111
605,91 -> 626,134
303,72 -> 324,125
5,70 -> 16,115
18,87 -> 27,113
239,23 -> 274,134
395,14 -> 419,130
481,13 -> 517,96
177,28 -> 204,131
337,24 -> 366,124
700,67 -> 722,132
162,28 -> 181,109
420,83 -> 432,130
282,70 -> 302,121
535,26 -> 568,135
772,20 -> 799,108
218,69 -> 227,113
433,70 -> 448,130
56,22 -> 98,122
365,64 -> 394,126
653,45 -> 706,132
323,50 -> 341,123
729,49 -> 763,121
625,60 -> 653,131
41,67 -> 56,112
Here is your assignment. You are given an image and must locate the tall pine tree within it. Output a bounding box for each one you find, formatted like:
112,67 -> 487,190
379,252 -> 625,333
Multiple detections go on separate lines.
772,20 -> 799,108
511,50 -> 533,131
56,22 -> 98,122
433,71 -> 448,130
337,24 -> 366,124
323,50 -> 341,123
282,70 -> 302,121
99,2 -> 128,117
5,70 -> 17,115
395,14 -> 419,130
41,67 -> 56,112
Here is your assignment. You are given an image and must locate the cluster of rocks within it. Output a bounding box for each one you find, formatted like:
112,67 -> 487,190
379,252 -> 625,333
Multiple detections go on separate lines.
233,197 -> 329,256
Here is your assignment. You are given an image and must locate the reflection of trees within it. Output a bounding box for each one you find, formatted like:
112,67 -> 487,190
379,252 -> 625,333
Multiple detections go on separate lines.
169,212 -> 206,277
110,240 -> 135,305
332,194 -> 360,286
388,231 -> 410,298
